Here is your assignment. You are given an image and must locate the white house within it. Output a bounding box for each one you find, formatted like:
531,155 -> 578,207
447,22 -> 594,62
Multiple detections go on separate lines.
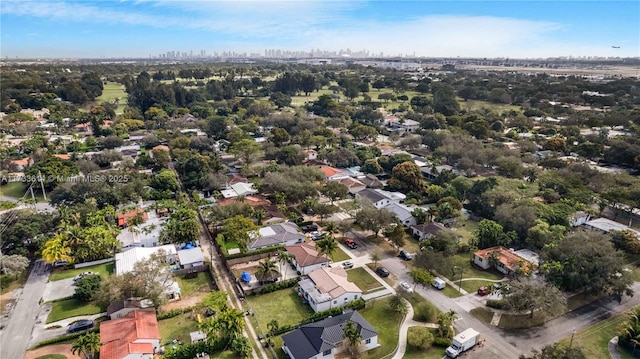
383,202 -> 416,227
247,222 -> 305,250
177,247 -> 205,269
355,188 -> 391,208
584,218 -> 640,237
285,242 -> 331,275
297,267 -> 362,313
114,245 -> 180,301
282,311 -> 378,359
410,222 -> 449,240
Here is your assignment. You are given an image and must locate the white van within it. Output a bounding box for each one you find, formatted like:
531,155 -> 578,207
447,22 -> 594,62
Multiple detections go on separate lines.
432,277 -> 446,290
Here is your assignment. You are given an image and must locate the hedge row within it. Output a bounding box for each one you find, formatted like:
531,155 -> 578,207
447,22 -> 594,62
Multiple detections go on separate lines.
35,328 -> 99,348
225,245 -> 284,260
486,299 -> 509,310
157,306 -> 196,320
269,298 -> 366,336
259,277 -> 301,294
162,339 -> 227,359
433,336 -> 452,347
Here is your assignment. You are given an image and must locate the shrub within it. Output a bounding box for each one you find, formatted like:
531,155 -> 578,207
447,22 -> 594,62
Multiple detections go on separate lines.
407,327 -> 434,350
162,339 -> 226,359
486,299 -> 509,310
259,277 -> 301,294
157,306 -> 195,320
225,245 -> 284,260
433,336 -> 452,347
413,302 -> 438,323
36,329 -> 99,347
74,275 -> 102,302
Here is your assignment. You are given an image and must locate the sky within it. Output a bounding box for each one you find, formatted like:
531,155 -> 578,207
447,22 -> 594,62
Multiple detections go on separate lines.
1,0 -> 639,59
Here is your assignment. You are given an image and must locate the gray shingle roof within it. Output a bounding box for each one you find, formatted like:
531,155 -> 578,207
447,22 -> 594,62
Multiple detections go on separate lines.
282,311 -> 377,359
357,188 -> 386,203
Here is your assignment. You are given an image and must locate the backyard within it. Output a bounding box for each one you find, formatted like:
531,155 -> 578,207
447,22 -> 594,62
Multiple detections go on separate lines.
158,313 -> 237,359
173,271 -> 215,296
46,298 -> 104,323
346,267 -> 385,294
245,288 -> 314,333
49,262 -> 114,281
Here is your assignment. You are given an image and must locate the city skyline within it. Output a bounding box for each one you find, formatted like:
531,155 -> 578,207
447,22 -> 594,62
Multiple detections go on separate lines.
1,0 -> 639,59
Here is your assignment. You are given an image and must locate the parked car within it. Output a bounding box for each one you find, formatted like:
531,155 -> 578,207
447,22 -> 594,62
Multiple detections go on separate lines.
345,239 -> 358,249
375,267 -> 390,277
53,260 -> 68,268
399,250 -> 412,261
432,277 -> 446,290
73,272 -> 97,283
310,231 -> 324,240
477,286 -> 491,296
301,224 -> 319,233
399,281 -> 413,292
341,261 -> 354,269
67,319 -> 94,333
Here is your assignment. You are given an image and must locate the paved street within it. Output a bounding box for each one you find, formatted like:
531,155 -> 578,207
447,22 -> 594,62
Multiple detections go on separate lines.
0,260 -> 50,359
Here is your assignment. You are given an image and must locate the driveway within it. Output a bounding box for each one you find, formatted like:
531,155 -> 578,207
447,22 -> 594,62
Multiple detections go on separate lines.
42,278 -> 75,302
0,260 -> 50,359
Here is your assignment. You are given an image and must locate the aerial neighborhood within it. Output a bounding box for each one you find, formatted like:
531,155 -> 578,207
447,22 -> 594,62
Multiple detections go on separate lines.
1,56 -> 640,359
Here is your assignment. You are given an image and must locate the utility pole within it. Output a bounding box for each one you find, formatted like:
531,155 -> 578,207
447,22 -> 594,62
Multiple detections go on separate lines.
38,170 -> 47,201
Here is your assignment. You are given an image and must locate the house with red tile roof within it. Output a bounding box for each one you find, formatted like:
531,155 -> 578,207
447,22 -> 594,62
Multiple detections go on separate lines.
318,165 -> 348,181
117,209 -> 148,228
100,310 -> 160,359
52,154 -> 71,160
285,241 -> 330,275
9,157 -> 32,171
473,246 -> 537,276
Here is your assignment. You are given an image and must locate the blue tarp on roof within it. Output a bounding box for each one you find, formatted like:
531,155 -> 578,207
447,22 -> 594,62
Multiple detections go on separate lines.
241,272 -> 251,282
183,243 -> 195,249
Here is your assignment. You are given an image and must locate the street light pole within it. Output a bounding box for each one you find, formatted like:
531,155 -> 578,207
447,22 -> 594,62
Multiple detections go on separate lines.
569,328 -> 576,348
453,265 -> 463,293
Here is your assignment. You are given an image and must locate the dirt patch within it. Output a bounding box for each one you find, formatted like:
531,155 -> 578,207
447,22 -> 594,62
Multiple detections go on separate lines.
0,289 -> 17,315
159,293 -> 205,311
24,344 -> 82,359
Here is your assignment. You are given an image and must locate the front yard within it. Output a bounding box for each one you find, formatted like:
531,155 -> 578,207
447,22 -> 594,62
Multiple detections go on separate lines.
46,298 -> 104,323
359,296 -> 404,358
403,327 -> 446,359
49,262 -> 114,281
346,267 -> 385,294
246,288 -> 314,332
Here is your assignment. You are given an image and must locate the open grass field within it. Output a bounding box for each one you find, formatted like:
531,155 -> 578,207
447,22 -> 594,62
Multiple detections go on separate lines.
158,313 -> 200,344
46,298 -> 103,323
173,271 -> 214,297
95,82 -> 128,115
49,262 -> 114,282
558,310 -> 636,359
360,296 -> 404,358
458,98 -> 522,114
246,288 -> 314,332
346,267 -> 385,294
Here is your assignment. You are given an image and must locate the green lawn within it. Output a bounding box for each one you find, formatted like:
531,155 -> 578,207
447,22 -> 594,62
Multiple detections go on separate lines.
470,307 -> 494,324
458,98 -> 522,114
49,262 -> 114,281
498,311 -> 546,329
346,267 -> 385,294
224,241 -> 239,250
158,313 -> 200,344
330,246 -> 351,262
360,297 -> 404,358
173,271 -> 214,297
403,327 -> 447,359
559,310 -> 636,359
404,292 -> 440,323
439,254 -> 504,282
0,182 -> 45,201
460,279 -> 496,294
95,82 -> 128,115
440,285 -> 464,298
450,216 -> 479,245
46,298 -> 104,323
246,288 -> 314,332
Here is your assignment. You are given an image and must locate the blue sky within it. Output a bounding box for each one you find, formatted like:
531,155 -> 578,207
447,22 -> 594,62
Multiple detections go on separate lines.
1,0 -> 638,59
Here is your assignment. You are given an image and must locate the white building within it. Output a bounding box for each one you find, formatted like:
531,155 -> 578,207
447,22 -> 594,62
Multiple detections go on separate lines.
297,267 -> 362,313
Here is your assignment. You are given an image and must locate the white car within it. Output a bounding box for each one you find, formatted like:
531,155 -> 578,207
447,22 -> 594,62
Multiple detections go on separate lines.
399,281 -> 413,292
341,261 -> 354,269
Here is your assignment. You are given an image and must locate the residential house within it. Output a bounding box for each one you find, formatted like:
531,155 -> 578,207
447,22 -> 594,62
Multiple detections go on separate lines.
410,222 -> 449,240
114,245 -> 180,301
355,188 -> 391,208
52,154 -> 72,160
584,218 -> 640,237
107,298 -> 155,320
100,310 -> 160,359
282,310 -> 378,359
177,247 -> 205,269
297,267 -> 362,313
9,157 -> 32,171
303,149 -> 318,161
473,246 -> 537,276
150,145 -> 170,154
570,211 -> 590,227
358,174 -> 384,189
383,202 -> 416,227
285,242 -> 331,275
220,181 -> 258,199
318,166 -> 348,182
116,209 -> 164,250
247,222 -> 305,251
420,164 -> 462,181
117,209 -> 149,228
227,173 -> 248,185
334,177 -> 366,195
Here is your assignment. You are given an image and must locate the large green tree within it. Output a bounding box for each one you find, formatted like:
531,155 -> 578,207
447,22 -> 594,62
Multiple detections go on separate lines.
503,277 -> 566,319
161,205 -> 199,244
388,161 -> 425,193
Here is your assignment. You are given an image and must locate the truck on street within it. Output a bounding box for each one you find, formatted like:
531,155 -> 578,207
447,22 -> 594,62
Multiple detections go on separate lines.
446,328 -> 480,358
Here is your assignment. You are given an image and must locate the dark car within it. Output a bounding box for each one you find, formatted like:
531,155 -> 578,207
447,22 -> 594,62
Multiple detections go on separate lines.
477,286 -> 491,296
301,224 -> 319,233
399,250 -> 412,261
375,267 -> 390,277
67,319 -> 94,333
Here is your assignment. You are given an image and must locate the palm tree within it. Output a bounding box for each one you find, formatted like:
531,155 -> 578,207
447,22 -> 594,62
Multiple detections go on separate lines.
342,320 -> 363,359
41,234 -> 72,264
316,237 -> 338,261
71,332 -> 100,359
255,258 -> 280,283
253,209 -> 266,225
200,307 -> 245,342
277,251 -> 294,279
267,319 -> 280,335
487,250 -> 500,270
324,221 -> 338,237
436,310 -> 457,339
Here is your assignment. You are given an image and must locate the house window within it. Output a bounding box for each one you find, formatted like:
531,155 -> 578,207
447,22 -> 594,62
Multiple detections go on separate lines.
334,300 -> 337,304
354,295 -> 358,299
323,349 -> 332,356
365,339 -> 371,344
478,258 -> 483,262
